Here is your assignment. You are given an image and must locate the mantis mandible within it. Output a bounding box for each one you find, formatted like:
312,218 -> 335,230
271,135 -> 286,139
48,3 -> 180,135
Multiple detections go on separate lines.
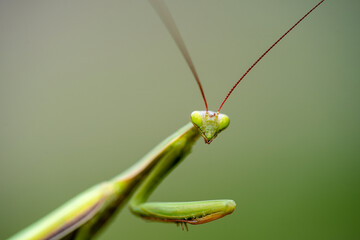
8,0 -> 325,239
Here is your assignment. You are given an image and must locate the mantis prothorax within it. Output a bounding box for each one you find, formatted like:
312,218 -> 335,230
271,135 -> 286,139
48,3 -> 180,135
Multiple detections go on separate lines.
8,0 -> 325,239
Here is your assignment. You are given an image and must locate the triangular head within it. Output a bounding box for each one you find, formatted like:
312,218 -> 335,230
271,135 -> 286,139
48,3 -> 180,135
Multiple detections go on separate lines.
190,111 -> 230,144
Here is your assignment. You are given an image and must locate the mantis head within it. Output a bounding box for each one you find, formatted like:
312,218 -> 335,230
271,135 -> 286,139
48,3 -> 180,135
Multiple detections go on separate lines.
191,111 -> 230,144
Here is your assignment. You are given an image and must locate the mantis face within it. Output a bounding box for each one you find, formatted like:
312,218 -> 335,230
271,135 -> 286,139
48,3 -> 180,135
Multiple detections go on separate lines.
190,111 -> 230,144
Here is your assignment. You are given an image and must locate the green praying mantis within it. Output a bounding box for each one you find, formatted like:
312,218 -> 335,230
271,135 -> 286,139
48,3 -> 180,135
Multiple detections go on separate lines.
8,0 -> 326,239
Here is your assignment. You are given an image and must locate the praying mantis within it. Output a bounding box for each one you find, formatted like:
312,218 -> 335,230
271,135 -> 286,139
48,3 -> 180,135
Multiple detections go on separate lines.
7,0 -> 326,239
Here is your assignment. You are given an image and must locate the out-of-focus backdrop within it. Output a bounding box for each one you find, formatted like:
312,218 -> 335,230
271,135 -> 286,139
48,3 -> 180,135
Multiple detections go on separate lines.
1,1 -> 359,239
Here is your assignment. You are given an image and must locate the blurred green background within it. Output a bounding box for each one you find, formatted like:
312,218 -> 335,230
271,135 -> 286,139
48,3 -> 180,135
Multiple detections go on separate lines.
1,0 -> 359,239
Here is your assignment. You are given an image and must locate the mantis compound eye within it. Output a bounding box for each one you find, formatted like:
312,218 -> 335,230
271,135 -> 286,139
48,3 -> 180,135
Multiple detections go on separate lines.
190,111 -> 230,144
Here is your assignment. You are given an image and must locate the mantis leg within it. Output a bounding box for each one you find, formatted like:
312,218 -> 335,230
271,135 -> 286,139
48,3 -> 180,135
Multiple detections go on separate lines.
129,125 -> 236,225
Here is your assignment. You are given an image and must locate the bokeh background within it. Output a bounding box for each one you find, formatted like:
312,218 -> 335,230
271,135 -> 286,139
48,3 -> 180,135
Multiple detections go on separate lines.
1,0 -> 359,239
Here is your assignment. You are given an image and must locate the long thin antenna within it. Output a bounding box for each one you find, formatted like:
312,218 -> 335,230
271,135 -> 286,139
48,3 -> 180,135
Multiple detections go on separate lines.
217,0 -> 325,113
149,0 -> 209,111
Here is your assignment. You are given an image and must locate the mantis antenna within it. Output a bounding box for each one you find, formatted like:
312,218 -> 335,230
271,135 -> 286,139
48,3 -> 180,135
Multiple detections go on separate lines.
149,0 -> 209,112
150,0 -> 325,115
217,0 -> 325,113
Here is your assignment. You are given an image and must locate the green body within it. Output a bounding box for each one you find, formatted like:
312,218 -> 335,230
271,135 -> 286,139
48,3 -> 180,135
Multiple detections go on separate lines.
9,121 -> 235,240
7,0 -> 325,237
